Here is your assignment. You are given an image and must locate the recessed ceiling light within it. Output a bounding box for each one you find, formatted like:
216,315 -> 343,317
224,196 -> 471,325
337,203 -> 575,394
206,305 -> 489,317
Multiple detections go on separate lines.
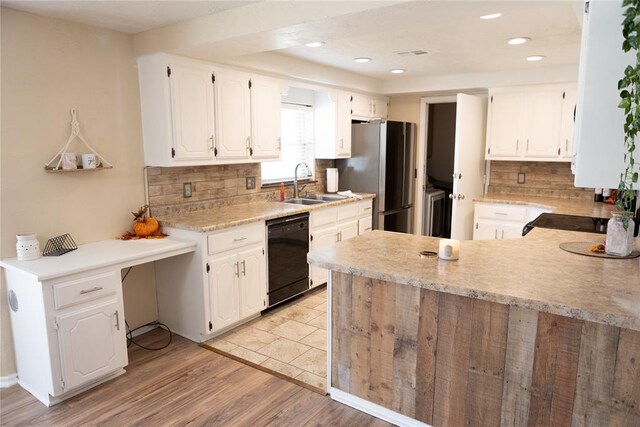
354,57 -> 372,63
391,69 -> 405,74
480,12 -> 502,20
526,55 -> 546,62
508,37 -> 530,45
305,41 -> 325,48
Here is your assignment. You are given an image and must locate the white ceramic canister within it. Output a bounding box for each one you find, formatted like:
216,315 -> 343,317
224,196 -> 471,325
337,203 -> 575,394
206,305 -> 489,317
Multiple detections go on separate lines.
16,233 -> 40,261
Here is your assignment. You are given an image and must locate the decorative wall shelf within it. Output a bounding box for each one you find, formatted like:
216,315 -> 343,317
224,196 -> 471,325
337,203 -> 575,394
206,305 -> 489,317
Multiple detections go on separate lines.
44,108 -> 113,172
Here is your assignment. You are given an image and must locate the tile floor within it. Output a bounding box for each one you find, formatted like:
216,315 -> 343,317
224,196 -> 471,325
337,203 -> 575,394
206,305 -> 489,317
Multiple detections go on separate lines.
202,287 -> 328,392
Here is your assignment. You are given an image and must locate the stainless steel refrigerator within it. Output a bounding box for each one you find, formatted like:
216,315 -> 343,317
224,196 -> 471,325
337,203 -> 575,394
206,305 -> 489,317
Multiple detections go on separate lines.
336,120 -> 416,233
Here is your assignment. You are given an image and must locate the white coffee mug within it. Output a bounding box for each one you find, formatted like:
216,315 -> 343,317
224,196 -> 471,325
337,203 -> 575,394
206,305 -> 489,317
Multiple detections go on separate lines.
81,153 -> 100,169
438,239 -> 460,261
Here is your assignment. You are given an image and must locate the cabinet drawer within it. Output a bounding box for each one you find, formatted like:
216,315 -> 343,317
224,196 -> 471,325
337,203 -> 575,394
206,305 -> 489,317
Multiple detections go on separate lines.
356,199 -> 373,217
358,216 -> 373,234
310,207 -> 337,228
53,271 -> 120,310
337,203 -> 359,222
207,221 -> 264,255
474,203 -> 528,222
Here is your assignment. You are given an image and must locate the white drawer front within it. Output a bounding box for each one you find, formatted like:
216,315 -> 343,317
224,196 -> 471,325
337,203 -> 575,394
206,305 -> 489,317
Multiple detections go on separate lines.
356,199 -> 373,217
337,203 -> 359,222
53,271 -> 120,310
474,203 -> 528,222
358,216 -> 373,234
207,221 -> 264,255
310,206 -> 337,228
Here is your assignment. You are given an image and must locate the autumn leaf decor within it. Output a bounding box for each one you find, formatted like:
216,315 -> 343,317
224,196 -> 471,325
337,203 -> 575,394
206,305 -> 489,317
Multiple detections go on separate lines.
118,205 -> 165,240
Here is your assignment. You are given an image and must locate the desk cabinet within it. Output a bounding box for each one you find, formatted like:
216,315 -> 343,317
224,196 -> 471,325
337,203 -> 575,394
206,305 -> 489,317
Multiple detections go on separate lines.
473,202 -> 550,241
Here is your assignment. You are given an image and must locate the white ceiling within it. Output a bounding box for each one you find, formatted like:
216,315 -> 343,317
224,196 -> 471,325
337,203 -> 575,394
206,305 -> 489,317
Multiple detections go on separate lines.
1,0 -> 584,82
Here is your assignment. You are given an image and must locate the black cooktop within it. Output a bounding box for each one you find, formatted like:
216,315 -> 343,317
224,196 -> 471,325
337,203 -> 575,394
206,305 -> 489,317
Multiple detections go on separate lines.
522,213 -> 609,236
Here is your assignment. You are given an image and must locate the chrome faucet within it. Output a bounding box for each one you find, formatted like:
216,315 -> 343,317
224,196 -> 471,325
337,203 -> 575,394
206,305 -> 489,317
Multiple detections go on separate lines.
293,162 -> 310,199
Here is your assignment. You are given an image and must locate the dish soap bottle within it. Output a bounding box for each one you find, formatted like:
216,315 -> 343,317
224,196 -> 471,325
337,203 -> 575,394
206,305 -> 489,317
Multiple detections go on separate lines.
279,182 -> 285,201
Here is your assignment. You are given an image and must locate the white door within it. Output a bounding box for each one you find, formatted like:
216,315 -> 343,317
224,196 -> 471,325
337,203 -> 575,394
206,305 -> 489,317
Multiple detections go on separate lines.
560,89 -> 577,160
486,92 -> 522,158
336,91 -> 352,157
473,220 -> 498,241
451,94 -> 488,241
501,223 -> 526,240
215,70 -> 251,160
338,219 -> 359,242
351,94 -> 371,118
309,224 -> 338,288
238,244 -> 266,318
250,77 -> 282,160
209,251 -> 240,330
372,98 -> 388,119
358,216 -> 373,235
524,89 -> 563,159
169,64 -> 215,160
56,298 -> 127,392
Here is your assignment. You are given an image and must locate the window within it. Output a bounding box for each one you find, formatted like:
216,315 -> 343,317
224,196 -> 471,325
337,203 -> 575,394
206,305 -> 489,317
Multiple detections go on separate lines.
261,103 -> 315,184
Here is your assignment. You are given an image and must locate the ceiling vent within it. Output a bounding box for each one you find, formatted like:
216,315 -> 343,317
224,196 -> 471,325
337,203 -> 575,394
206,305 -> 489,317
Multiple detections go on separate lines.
395,50 -> 428,56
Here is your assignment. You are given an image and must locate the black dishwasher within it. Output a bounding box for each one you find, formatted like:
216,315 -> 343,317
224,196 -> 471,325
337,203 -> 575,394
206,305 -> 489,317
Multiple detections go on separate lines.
266,213 -> 310,307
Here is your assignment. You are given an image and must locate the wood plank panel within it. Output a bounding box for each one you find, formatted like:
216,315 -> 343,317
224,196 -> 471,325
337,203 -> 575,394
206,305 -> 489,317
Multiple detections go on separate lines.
414,288 -> 439,424
609,328 -> 640,425
331,272 -> 353,391
528,313 -> 583,427
433,293 -> 474,427
391,283 -> 421,417
368,279 -> 397,409
571,321 -> 620,427
465,299 -> 509,426
349,276 -> 373,397
501,306 -> 539,427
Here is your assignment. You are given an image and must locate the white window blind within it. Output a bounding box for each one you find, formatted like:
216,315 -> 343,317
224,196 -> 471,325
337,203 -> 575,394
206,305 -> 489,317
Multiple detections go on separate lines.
261,104 -> 315,184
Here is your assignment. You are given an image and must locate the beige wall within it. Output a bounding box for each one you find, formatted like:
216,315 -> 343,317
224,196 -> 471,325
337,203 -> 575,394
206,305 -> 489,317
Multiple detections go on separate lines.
1,8 -> 156,377
388,95 -> 422,126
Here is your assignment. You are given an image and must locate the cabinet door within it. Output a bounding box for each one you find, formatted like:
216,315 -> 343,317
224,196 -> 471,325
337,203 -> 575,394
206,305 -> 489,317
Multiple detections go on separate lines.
358,215 -> 373,235
169,64 -> 215,160
215,70 -> 252,160
473,220 -> 499,240
486,92 -> 523,158
500,223 -> 526,240
560,89 -> 577,160
351,94 -> 371,118
338,219 -> 358,242
250,77 -> 282,160
310,225 -> 338,287
238,244 -> 266,318
524,89 -> 563,159
209,251 -> 240,330
56,298 -> 127,392
336,91 -> 352,158
372,98 -> 388,119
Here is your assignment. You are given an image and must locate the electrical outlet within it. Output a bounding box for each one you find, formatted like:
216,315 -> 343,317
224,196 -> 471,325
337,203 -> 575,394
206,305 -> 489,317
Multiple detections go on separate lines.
183,182 -> 193,198
517,173 -> 526,184
246,176 -> 256,190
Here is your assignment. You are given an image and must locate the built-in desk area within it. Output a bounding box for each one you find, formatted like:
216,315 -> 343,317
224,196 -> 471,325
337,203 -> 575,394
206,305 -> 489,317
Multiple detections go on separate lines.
0,238 -> 195,406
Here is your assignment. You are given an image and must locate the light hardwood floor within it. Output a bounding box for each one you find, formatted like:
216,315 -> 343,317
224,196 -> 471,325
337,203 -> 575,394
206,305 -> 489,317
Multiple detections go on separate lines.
0,328 -> 390,427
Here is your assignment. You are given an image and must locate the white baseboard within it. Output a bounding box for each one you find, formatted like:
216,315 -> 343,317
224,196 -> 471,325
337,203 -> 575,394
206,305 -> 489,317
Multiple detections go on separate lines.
0,373 -> 18,388
129,324 -> 158,338
330,387 -> 431,427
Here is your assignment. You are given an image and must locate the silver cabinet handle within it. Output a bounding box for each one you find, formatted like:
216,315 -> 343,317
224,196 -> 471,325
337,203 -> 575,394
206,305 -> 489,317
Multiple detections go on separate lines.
516,139 -> 519,152
235,262 -> 240,278
494,212 -> 508,216
241,260 -> 246,276
246,137 -> 251,149
501,230 -> 505,239
363,207 -> 372,211
364,227 -> 372,232
526,139 -> 530,152
494,229 -> 498,240
209,135 -> 214,151
340,138 -> 344,149
565,139 -> 569,153
233,237 -> 247,242
277,137 -> 281,150
373,103 -> 376,114
114,310 -> 120,331
80,286 -> 103,294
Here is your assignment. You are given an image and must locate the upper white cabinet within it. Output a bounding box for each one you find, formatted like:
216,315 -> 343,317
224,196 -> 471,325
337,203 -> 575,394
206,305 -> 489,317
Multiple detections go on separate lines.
573,0 -> 639,189
351,94 -> 389,120
485,84 -> 576,162
315,90 -> 352,159
137,54 -> 282,167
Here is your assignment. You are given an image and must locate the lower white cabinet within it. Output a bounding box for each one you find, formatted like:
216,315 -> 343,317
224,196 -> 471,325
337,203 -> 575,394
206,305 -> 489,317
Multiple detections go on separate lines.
473,202 -> 550,240
4,268 -> 127,406
155,221 -> 266,341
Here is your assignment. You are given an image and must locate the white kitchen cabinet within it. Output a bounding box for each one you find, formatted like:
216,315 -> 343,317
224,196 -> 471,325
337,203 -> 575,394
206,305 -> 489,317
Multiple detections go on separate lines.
560,89 -> 577,160
486,84 -> 576,162
209,251 -> 241,330
573,0 -> 639,189
472,202 -> 551,240
214,69 -> 252,161
250,76 -> 282,160
315,90 -> 352,159
351,93 -> 389,120
238,245 -> 266,318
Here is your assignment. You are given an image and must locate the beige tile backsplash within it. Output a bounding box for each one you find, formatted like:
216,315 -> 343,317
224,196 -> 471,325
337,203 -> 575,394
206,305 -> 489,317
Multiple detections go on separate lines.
147,160 -> 335,216
488,161 -> 593,200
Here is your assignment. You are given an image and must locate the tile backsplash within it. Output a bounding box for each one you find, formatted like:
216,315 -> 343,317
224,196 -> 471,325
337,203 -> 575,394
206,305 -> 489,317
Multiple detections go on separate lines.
488,161 -> 593,200
147,160 -> 335,217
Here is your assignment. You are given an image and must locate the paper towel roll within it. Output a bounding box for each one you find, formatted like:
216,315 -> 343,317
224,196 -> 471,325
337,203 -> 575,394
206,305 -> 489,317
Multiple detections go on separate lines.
327,168 -> 339,193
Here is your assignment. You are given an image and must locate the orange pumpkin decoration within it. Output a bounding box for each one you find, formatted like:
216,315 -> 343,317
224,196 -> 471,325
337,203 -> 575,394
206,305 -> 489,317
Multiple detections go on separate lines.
132,205 -> 159,237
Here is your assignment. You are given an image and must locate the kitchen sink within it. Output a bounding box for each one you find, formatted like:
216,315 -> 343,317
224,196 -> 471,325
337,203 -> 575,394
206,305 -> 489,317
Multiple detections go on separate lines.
282,198 -> 327,205
304,194 -> 348,202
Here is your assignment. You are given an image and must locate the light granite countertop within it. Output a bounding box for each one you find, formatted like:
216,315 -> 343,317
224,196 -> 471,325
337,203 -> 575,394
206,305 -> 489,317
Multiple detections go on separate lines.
157,194 -> 375,232
474,194 -> 617,218
308,229 -> 640,331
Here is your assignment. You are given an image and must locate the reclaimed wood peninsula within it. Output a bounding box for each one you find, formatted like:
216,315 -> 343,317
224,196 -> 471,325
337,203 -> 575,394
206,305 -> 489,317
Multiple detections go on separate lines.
308,229 -> 640,427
